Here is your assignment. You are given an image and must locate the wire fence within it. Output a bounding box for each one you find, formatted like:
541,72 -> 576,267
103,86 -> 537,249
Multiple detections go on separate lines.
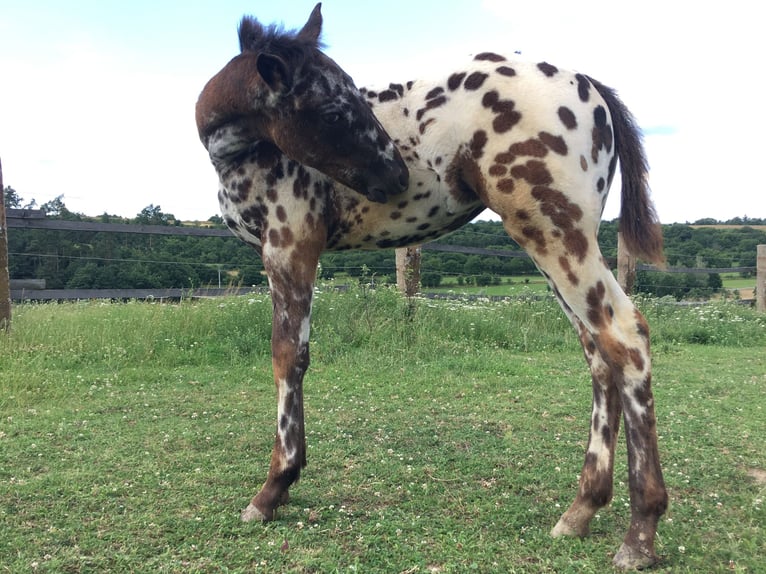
4,209 -> 760,301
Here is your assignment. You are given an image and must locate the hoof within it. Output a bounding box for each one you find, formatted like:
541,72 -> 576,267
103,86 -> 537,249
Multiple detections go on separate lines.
551,517 -> 589,539
240,489 -> 290,522
241,503 -> 271,523
613,542 -> 659,570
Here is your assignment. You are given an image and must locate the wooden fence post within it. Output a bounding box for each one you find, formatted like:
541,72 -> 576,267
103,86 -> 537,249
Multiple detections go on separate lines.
395,245 -> 421,297
617,231 -> 636,295
0,157 -> 11,332
757,244 -> 765,313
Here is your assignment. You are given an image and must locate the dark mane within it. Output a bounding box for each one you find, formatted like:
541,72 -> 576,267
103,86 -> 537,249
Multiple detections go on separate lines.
238,16 -> 324,57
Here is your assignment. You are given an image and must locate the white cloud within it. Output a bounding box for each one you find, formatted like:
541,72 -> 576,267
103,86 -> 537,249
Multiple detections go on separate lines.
1,36 -> 218,219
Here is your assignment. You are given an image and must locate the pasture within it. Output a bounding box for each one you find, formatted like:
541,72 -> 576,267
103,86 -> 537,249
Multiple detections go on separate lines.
1,288 -> 764,573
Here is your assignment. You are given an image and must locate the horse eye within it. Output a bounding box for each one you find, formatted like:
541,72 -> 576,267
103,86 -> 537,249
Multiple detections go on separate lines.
322,111 -> 342,125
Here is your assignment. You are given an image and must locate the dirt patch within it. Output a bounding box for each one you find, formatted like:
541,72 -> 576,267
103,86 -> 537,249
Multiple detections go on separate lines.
746,468 -> 766,484
737,288 -> 755,300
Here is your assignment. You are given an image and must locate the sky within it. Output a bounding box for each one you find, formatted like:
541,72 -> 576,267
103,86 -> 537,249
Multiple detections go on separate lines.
1,0 -> 764,224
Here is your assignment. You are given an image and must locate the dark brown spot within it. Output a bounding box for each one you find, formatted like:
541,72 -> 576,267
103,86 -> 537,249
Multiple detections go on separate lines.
448,72 -> 466,91
482,93 -> 521,133
489,164 -> 507,177
475,52 -> 506,62
493,110 -> 521,133
293,167 -> 311,199
591,105 -> 613,162
558,106 -> 577,130
390,211 -> 402,220
635,311 -> 650,339
575,74 -> 591,102
531,186 -> 588,261
580,156 -> 588,171
276,205 -> 287,223
629,348 -> 645,371
522,225 -> 547,253
426,87 -> 445,100
537,62 -> 559,77
464,72 -> 489,90
586,281 -> 607,328
236,178 -> 252,200
496,65 -> 516,77
494,151 -> 516,164
378,89 -> 398,102
416,95 -> 447,120
268,228 -> 280,247
482,90 -> 499,108
510,138 -> 548,158
469,130 -> 488,159
280,226 -> 294,246
539,132 -> 568,155
241,204 -> 264,223
510,160 -> 553,186
565,230 -> 588,261
559,256 -> 579,285
497,178 -> 515,193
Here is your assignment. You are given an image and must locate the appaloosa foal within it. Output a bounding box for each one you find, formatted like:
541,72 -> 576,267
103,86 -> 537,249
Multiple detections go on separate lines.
196,4 -> 668,569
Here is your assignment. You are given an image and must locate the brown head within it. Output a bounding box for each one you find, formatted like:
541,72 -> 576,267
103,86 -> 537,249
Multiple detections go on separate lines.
196,3 -> 408,202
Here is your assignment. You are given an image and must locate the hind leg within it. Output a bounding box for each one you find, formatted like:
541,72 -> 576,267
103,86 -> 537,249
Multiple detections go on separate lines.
551,314 -> 622,539
537,255 -> 667,569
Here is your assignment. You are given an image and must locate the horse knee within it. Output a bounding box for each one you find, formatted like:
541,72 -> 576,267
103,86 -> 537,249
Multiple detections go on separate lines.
581,453 -> 614,508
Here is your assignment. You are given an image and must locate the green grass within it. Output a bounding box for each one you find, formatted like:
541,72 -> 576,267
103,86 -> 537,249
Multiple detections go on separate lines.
422,274 -> 757,299
427,275 -> 551,297
1,288 -> 764,572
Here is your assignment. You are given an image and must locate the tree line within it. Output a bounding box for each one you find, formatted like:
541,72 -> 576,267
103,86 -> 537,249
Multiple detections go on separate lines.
4,188 -> 765,299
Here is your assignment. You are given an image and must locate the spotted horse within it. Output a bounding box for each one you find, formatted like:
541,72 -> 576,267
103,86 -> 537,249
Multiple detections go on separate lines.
196,4 -> 668,569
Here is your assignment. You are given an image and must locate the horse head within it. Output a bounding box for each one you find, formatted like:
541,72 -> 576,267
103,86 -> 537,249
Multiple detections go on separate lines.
196,3 -> 409,203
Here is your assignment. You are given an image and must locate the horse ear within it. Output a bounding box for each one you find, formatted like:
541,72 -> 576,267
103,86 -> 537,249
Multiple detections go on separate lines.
257,53 -> 292,93
297,3 -> 322,44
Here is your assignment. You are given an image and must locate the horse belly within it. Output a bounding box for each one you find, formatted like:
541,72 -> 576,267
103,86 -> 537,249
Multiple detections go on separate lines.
327,170 -> 484,251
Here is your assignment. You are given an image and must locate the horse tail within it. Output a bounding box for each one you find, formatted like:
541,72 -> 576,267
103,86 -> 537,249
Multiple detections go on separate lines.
588,76 -> 665,267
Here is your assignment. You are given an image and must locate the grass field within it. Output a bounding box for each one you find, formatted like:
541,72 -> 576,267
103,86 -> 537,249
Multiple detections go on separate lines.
419,273 -> 757,300
1,288 -> 764,573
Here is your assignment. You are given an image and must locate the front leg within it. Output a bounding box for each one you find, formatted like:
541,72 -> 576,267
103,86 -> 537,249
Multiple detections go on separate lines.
241,241 -> 322,522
